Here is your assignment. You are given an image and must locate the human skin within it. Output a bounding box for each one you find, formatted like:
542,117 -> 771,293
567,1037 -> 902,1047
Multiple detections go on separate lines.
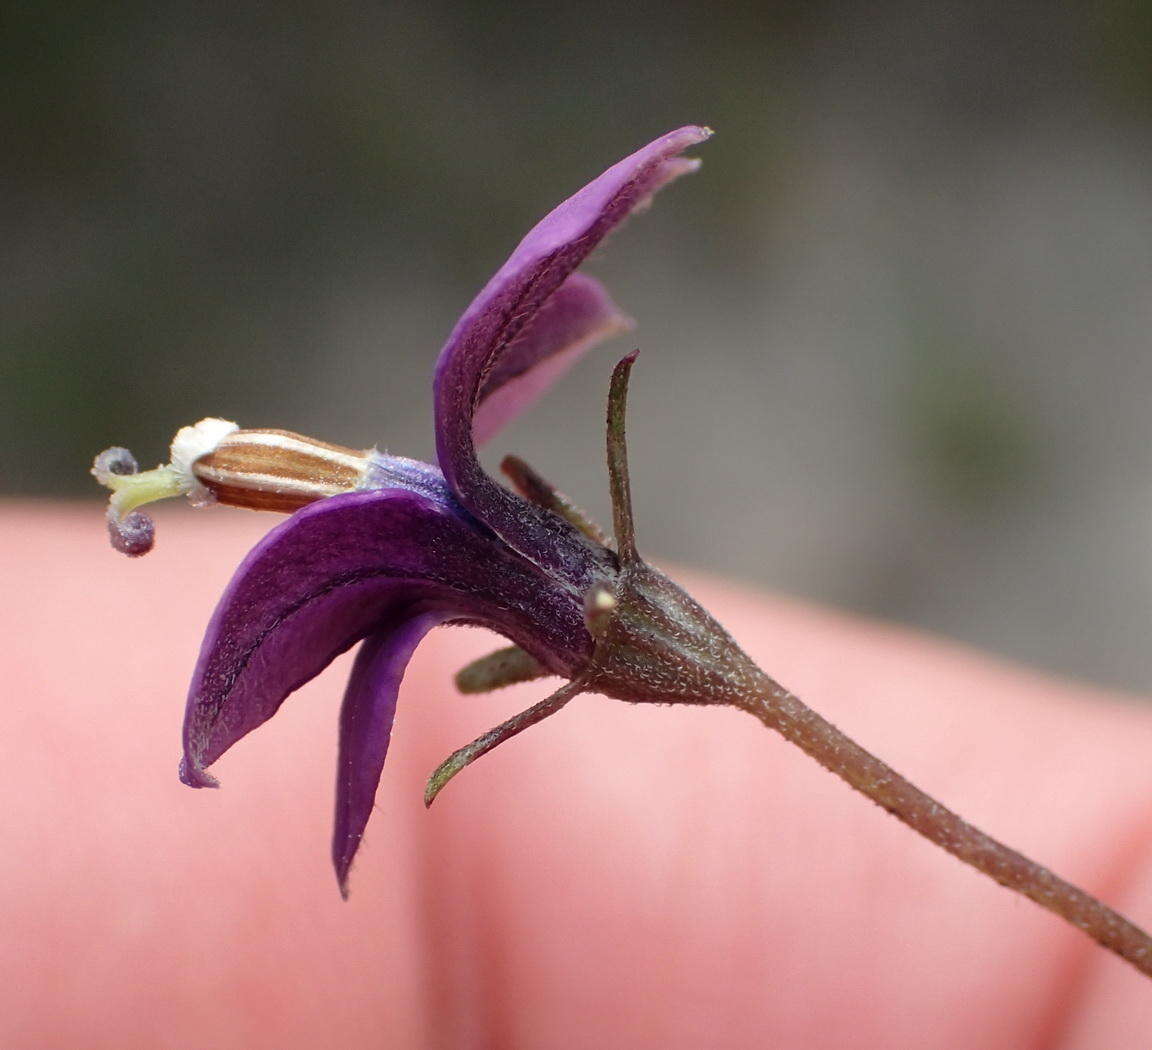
5,505 -> 1152,1048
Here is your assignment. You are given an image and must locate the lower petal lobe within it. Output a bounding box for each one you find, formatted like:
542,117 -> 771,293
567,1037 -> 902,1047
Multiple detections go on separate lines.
180,488 -> 589,788
333,611 -> 444,895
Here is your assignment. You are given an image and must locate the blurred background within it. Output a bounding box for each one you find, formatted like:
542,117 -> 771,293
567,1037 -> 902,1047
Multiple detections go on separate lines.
5,0 -> 1152,692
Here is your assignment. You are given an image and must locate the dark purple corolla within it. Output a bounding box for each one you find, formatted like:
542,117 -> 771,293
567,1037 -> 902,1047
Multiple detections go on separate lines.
95,126 -> 721,893
92,128 -> 1152,982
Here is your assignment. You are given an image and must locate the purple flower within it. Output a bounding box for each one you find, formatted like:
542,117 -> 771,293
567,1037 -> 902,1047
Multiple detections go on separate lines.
94,126 -> 716,893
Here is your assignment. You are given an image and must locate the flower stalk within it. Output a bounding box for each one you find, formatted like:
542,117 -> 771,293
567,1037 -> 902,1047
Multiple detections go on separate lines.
737,677 -> 1152,977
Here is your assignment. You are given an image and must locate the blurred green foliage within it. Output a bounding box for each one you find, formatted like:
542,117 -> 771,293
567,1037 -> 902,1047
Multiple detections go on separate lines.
8,0 -> 1152,690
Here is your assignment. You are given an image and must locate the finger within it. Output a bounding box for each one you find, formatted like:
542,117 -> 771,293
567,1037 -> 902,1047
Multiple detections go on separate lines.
7,508 -> 1152,1047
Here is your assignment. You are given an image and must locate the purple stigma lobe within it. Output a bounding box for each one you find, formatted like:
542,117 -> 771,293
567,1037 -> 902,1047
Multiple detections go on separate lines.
107,508 -> 155,557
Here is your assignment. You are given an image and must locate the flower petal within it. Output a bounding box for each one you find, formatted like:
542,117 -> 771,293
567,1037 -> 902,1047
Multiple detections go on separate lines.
179,487 -> 589,790
433,126 -> 711,582
332,611 -> 444,896
472,273 -> 631,445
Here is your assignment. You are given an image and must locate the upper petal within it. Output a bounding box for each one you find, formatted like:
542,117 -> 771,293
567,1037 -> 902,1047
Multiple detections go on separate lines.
179,487 -> 589,789
472,273 -> 630,445
433,126 -> 711,585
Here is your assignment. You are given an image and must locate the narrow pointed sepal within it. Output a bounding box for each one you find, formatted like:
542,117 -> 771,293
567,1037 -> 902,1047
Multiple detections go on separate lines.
424,678 -> 584,807
454,645 -> 549,694
578,355 -> 766,709
606,351 -> 640,565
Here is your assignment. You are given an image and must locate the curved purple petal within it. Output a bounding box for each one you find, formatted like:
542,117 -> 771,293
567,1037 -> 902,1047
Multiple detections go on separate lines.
179,487 -> 589,790
473,273 -> 631,445
333,611 -> 443,896
433,125 -> 711,584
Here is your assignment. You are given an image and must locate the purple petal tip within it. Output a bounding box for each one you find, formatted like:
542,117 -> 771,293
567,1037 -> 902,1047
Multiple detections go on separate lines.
178,755 -> 220,789
334,837 -> 359,899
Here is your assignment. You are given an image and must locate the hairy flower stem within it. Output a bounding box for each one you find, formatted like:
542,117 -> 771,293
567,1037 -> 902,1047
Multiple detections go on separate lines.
737,673 -> 1152,978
